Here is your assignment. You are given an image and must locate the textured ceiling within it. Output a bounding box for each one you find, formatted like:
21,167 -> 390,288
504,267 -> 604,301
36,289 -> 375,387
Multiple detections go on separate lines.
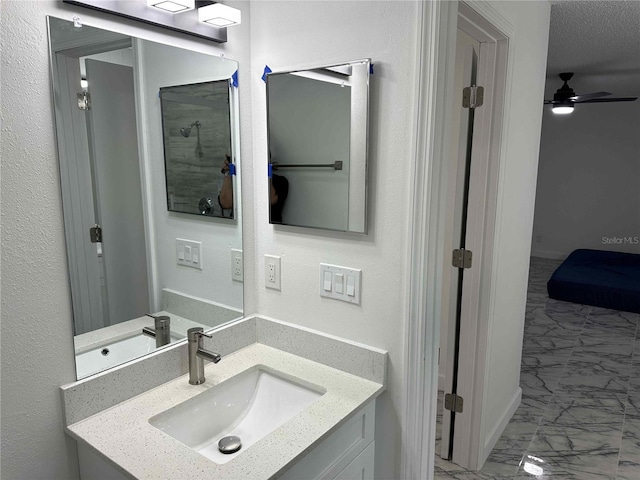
546,0 -> 640,97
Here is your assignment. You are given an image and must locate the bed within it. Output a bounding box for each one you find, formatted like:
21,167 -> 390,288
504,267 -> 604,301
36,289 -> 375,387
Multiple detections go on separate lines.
547,249 -> 640,314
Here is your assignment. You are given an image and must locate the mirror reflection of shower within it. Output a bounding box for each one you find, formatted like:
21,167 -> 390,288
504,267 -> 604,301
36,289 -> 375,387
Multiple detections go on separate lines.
180,120 -> 203,158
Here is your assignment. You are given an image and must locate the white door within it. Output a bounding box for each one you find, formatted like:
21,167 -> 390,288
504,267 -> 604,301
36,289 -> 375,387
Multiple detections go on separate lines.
439,28 -> 480,463
85,59 -> 150,326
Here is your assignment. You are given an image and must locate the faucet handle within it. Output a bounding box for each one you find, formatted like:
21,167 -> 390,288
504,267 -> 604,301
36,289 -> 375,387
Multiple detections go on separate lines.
187,327 -> 213,341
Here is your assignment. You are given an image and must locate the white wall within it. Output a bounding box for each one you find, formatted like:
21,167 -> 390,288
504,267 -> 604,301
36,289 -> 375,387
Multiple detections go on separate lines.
532,100 -> 640,259
136,40 -> 244,310
478,0 -> 551,461
248,2 -> 420,478
0,2 -> 253,479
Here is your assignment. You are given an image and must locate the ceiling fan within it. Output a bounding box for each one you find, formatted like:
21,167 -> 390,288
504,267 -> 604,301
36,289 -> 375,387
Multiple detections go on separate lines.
544,72 -> 638,114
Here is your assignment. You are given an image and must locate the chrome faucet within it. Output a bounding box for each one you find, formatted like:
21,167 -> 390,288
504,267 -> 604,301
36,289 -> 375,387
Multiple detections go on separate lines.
142,314 -> 172,348
187,327 -> 221,385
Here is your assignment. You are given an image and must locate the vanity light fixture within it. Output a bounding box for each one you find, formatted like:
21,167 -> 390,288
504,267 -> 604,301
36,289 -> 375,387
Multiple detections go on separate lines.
147,0 -> 195,13
198,2 -> 241,27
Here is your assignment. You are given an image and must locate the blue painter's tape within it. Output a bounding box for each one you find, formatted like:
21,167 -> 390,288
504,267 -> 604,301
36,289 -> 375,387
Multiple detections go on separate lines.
232,70 -> 239,88
229,164 -> 236,176
262,65 -> 272,83
370,63 -> 374,75
268,164 -> 273,178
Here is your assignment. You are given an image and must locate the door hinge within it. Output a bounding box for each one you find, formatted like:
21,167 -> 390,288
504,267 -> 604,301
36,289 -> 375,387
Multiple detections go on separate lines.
444,393 -> 464,413
452,248 -> 472,269
462,85 -> 484,109
89,224 -> 102,243
77,91 -> 91,110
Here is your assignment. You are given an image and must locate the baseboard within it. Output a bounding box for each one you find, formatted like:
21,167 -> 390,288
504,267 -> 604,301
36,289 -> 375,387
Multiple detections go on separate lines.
529,248 -> 566,260
480,387 -> 521,467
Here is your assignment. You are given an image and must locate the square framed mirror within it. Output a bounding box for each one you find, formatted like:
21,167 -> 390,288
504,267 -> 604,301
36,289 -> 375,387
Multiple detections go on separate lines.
266,59 -> 370,233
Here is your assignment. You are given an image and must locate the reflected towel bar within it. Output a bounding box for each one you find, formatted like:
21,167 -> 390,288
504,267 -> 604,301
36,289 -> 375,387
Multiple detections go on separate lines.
272,161 -> 343,171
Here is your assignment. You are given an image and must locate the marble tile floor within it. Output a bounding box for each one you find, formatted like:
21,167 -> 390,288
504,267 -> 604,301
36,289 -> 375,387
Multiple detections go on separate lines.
434,256 -> 640,479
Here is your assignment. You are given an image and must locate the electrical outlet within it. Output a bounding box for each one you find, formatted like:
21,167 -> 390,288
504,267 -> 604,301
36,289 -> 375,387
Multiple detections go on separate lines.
265,254 -> 281,290
231,249 -> 243,282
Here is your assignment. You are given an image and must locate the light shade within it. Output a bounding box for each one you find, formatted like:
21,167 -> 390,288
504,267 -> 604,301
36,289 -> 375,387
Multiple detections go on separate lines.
198,3 -> 241,27
147,0 -> 195,13
552,104 -> 574,114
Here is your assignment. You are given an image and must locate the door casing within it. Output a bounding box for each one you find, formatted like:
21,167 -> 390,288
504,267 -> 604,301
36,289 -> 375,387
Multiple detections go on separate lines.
401,0 -> 517,476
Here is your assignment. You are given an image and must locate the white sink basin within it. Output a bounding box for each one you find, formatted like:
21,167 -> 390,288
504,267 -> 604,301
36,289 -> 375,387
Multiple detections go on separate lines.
149,366 -> 324,464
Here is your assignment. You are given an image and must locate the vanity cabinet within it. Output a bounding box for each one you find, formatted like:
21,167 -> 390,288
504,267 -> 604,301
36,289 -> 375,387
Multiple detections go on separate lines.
278,400 -> 375,480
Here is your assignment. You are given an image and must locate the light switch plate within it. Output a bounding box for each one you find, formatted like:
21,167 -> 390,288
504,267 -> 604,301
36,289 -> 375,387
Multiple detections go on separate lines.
176,238 -> 203,270
265,254 -> 281,290
319,263 -> 361,305
231,249 -> 243,282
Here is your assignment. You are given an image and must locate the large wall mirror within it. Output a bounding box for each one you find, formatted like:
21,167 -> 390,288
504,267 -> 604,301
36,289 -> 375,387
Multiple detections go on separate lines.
48,17 -> 243,380
266,59 -> 370,233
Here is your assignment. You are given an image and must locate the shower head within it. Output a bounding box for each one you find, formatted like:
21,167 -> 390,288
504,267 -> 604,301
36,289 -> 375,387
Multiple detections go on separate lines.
180,120 -> 201,138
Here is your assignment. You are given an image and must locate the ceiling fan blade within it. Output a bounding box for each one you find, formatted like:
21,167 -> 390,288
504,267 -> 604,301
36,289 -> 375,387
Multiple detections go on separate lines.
576,97 -> 638,103
571,92 -> 611,102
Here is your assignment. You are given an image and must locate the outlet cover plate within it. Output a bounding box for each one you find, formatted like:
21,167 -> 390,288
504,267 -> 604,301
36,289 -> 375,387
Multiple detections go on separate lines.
265,254 -> 281,290
231,249 -> 243,282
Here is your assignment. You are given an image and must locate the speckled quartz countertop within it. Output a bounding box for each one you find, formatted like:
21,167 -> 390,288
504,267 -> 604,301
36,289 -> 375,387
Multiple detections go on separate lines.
66,343 -> 385,480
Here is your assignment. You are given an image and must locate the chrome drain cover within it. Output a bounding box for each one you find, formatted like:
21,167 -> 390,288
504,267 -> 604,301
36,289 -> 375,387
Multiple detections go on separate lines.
218,435 -> 242,454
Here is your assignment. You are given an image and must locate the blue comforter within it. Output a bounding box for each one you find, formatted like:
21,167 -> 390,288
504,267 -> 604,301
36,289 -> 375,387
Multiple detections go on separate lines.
547,249 -> 640,314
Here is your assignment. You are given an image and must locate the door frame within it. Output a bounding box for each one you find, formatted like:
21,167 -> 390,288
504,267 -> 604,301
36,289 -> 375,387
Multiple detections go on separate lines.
402,0 -> 516,476
50,38 -> 158,332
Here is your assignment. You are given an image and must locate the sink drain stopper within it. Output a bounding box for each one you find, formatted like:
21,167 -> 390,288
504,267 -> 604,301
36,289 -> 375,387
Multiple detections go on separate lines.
218,435 -> 242,454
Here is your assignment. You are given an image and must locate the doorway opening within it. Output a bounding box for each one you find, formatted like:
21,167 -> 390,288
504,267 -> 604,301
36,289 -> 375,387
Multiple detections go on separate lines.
432,1 -> 512,474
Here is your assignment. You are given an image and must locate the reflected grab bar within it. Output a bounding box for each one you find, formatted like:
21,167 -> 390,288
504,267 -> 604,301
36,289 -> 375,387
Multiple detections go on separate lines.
272,161 -> 343,171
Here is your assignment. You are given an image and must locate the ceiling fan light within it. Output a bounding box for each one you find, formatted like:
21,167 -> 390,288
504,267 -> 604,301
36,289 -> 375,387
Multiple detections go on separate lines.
552,105 -> 574,114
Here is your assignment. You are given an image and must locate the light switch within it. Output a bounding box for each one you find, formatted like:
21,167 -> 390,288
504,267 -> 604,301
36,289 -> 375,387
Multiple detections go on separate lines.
176,238 -> 203,270
323,271 -> 333,291
319,263 -> 361,305
346,275 -> 356,296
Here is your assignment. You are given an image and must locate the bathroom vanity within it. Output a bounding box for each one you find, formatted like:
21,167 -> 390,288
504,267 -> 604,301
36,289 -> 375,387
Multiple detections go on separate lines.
61,317 -> 386,479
